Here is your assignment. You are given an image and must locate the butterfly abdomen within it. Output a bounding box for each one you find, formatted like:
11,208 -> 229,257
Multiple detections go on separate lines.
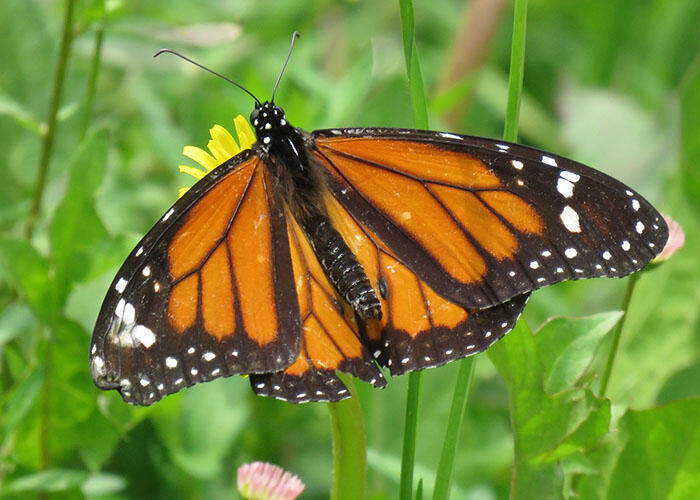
302,214 -> 382,320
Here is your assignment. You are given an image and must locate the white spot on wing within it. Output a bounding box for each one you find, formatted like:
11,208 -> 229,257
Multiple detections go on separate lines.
136,246 -> 144,257
542,155 -> 558,167
560,171 -> 580,183
439,132 -> 461,140
564,248 -> 578,258
142,266 -> 151,277
511,160 -> 524,170
602,250 -> 612,260
115,278 -> 128,294
115,298 -> 126,319
530,260 -> 540,269
632,199 -> 640,211
560,206 -> 581,233
621,240 -> 631,251
202,352 -> 216,362
123,303 -> 136,325
133,325 -> 156,348
92,355 -> 104,370
557,178 -> 575,198
635,221 -> 645,234
162,208 -> 175,221
165,357 -> 178,368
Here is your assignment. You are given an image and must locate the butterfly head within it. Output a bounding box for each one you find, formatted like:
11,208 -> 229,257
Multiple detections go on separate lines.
250,102 -> 289,147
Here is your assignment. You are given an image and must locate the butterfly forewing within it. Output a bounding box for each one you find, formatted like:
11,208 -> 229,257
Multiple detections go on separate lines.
311,129 -> 668,310
90,151 -> 301,405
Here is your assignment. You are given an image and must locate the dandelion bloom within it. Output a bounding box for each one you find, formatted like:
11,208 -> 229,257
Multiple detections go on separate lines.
237,461 -> 305,500
178,115 -> 256,197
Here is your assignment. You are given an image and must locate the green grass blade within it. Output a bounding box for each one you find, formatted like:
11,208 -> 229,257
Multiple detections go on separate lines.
400,371 -> 423,500
503,0 -> 528,142
431,357 -> 476,500
400,0 -> 429,129
330,374 -> 367,500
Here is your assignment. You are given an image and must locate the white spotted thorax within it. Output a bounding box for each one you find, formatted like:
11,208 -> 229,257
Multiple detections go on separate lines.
250,102 -> 288,149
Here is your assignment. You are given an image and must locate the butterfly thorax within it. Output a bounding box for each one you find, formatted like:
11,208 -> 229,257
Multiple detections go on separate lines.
251,102 -> 382,320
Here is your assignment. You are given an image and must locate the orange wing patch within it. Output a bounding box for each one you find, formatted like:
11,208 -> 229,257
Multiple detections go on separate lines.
324,138 -> 502,189
165,157 -> 295,353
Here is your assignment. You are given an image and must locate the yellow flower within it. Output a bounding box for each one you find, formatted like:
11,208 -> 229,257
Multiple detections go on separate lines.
178,115 -> 256,197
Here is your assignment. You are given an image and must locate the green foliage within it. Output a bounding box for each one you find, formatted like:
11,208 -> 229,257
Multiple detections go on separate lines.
1,0 -> 698,498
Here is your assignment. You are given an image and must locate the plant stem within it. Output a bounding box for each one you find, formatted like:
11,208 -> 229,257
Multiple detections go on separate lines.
329,374 -> 367,500
400,371 -> 423,500
80,18 -> 105,140
432,357 -> 476,500
503,0 -> 528,142
599,273 -> 639,397
26,0 -> 77,240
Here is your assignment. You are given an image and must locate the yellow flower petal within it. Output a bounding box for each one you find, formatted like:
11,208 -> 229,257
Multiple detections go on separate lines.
208,124 -> 240,161
234,115 -> 256,149
182,145 -> 218,171
178,165 -> 207,180
177,116 -> 256,198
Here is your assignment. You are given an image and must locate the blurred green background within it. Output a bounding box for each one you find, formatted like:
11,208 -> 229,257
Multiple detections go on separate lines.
1,0 -> 699,498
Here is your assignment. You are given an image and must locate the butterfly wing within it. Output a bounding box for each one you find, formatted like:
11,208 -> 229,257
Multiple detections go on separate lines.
324,192 -> 530,374
311,129 -> 668,310
250,212 -> 386,403
90,151 -> 301,405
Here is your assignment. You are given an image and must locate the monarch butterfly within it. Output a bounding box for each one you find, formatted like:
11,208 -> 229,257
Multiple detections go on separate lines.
90,34 -> 668,405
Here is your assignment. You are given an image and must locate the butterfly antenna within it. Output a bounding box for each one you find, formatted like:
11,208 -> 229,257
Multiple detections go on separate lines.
271,31 -> 300,103
154,48 -> 261,105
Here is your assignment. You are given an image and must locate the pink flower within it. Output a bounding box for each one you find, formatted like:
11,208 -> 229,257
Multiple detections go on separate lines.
237,462 -> 305,500
653,215 -> 685,263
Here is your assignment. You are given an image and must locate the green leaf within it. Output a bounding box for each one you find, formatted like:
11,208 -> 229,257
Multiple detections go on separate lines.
50,127 -> 109,290
608,398 -> 700,499
0,302 -> 35,347
2,367 -> 44,434
0,92 -> 42,134
80,472 -> 127,496
3,469 -> 88,494
488,321 -> 612,499
0,235 -> 58,320
535,311 -> 623,393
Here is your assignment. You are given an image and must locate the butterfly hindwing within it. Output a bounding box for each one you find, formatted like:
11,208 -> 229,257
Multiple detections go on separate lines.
250,212 -> 385,403
90,151 -> 301,405
311,129 -> 668,310
324,192 -> 529,374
